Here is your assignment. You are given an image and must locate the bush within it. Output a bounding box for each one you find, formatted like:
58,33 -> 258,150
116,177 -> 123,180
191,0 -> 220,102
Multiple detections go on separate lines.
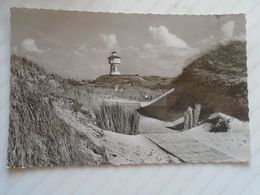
209,116 -> 230,133
94,103 -> 140,135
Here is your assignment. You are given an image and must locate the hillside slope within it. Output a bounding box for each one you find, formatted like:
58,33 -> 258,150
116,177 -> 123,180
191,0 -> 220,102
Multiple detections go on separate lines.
138,40 -> 248,121
94,74 -> 174,90
8,55 -> 180,167
8,56 -> 109,167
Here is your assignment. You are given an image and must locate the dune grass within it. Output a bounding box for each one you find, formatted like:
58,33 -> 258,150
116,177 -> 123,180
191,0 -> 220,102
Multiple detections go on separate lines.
8,55 -> 108,168
94,103 -> 140,135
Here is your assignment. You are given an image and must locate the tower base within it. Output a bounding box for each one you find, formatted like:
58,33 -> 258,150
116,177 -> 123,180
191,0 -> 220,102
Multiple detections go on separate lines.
110,71 -> 120,75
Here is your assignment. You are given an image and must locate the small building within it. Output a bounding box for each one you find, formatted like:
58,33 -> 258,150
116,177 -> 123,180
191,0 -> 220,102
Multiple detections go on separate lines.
108,51 -> 121,75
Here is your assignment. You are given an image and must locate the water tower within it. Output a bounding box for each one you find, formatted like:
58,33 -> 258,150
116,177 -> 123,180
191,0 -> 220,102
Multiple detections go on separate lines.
108,51 -> 121,75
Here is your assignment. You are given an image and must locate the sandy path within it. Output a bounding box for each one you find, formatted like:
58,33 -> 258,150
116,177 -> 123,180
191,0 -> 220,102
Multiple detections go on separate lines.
145,133 -> 235,163
139,115 -> 249,163
103,131 -> 181,164
54,96 -> 249,163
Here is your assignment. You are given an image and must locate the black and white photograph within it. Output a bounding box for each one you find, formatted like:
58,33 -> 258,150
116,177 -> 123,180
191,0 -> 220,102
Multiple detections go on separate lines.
8,8 -> 250,168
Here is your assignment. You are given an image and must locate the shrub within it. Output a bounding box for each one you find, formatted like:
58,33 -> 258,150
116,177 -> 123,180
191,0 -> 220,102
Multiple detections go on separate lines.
209,116 -> 230,133
94,103 -> 140,135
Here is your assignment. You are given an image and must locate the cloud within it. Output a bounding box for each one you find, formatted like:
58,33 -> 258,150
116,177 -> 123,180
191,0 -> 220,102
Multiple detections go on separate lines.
235,32 -> 246,41
149,25 -> 189,48
73,49 -> 84,56
13,46 -> 18,53
195,35 -> 215,51
143,43 -> 155,49
21,39 -> 43,53
222,21 -> 235,39
73,45 -> 89,56
78,45 -> 89,52
120,45 -> 199,77
99,33 -> 119,49
200,35 -> 214,44
140,25 -> 199,77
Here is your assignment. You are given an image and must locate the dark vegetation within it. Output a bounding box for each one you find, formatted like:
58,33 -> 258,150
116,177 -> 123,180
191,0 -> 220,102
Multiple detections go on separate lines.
207,116 -> 231,133
93,74 -> 174,90
94,104 -> 140,135
177,40 -> 247,96
138,40 -> 248,122
8,55 -> 108,168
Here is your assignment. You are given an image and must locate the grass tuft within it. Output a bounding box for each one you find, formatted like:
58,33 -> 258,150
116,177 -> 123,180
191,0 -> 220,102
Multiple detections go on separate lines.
94,103 -> 140,135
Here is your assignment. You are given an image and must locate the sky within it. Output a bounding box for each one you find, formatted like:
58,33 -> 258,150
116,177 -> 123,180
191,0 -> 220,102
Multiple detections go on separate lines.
11,8 -> 246,80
